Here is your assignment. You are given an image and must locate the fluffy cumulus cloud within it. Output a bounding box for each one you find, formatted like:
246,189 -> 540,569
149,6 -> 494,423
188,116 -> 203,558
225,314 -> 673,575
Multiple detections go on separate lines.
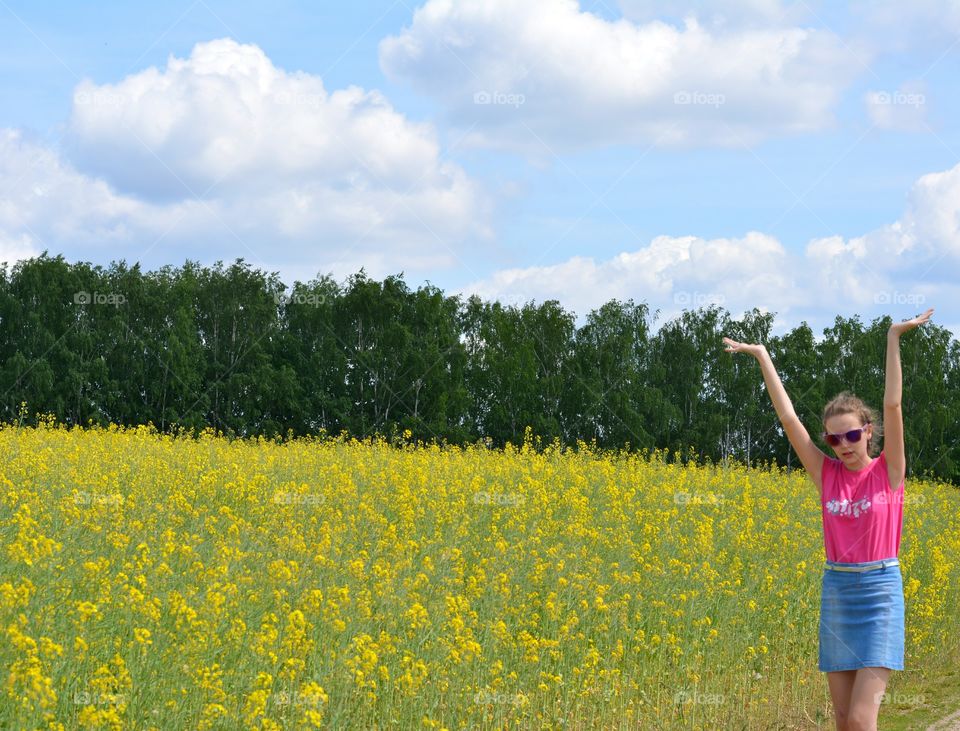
809,161 -> 960,304
459,161 -> 960,331
0,232 -> 41,269
379,0 -> 868,152
617,0 -> 817,28
900,164 -> 960,259
459,231 -> 799,327
0,128 -> 149,268
0,39 -> 489,281
849,0 -> 960,52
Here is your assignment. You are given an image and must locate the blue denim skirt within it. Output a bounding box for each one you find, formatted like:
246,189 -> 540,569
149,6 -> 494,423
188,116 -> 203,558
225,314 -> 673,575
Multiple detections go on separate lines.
818,558 -> 905,672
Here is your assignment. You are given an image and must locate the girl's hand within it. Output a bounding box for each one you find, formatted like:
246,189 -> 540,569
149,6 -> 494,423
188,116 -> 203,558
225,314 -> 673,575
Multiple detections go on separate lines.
722,337 -> 766,358
889,307 -> 934,337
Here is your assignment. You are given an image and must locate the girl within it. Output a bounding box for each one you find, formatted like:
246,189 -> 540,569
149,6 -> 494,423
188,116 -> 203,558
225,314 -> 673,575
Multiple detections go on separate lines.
722,306 -> 934,731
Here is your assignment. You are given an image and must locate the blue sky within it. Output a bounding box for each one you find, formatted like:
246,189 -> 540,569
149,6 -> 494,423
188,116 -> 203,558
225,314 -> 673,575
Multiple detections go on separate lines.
2,0 -> 959,338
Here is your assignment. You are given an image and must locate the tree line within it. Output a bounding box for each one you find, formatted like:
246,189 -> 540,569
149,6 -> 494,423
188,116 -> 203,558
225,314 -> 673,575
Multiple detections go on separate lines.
2,253 -> 958,483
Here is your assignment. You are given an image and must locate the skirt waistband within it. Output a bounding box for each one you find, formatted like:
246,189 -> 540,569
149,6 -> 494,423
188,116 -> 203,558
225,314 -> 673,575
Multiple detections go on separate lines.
825,558 -> 899,573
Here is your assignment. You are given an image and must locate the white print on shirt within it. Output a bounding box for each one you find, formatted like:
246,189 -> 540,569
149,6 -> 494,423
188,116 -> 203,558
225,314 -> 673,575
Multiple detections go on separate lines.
826,497 -> 872,518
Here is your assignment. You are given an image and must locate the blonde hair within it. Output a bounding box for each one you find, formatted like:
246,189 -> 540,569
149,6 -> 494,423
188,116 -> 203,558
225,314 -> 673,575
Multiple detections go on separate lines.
822,391 -> 882,457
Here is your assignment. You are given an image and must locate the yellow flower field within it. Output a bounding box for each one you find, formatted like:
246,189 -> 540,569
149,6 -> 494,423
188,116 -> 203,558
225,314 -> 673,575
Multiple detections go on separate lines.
1,419 -> 958,729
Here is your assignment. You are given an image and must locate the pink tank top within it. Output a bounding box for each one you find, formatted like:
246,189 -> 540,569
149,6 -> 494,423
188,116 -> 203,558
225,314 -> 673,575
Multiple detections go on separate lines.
821,450 -> 905,563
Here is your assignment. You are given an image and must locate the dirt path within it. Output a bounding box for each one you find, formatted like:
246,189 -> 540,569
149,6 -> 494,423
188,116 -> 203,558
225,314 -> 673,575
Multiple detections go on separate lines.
928,707 -> 960,731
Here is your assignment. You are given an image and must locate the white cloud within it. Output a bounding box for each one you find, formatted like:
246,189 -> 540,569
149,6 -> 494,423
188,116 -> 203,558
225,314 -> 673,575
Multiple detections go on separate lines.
617,0 -> 818,28
796,160 -> 959,321
0,39 -> 489,283
0,128 -> 152,250
458,231 -> 800,323
849,1 -> 960,52
901,163 -> 960,261
804,234 -> 891,304
459,161 -> 960,332
379,0 -> 867,152
67,40 -> 468,204
0,232 -> 41,269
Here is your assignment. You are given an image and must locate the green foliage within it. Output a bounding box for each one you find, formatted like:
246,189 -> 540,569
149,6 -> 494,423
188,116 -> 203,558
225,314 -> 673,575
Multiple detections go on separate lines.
1,254 -> 957,483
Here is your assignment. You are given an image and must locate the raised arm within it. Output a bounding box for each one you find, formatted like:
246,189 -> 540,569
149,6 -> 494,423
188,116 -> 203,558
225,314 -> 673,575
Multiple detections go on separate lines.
884,307 -> 935,490
722,337 -> 827,493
